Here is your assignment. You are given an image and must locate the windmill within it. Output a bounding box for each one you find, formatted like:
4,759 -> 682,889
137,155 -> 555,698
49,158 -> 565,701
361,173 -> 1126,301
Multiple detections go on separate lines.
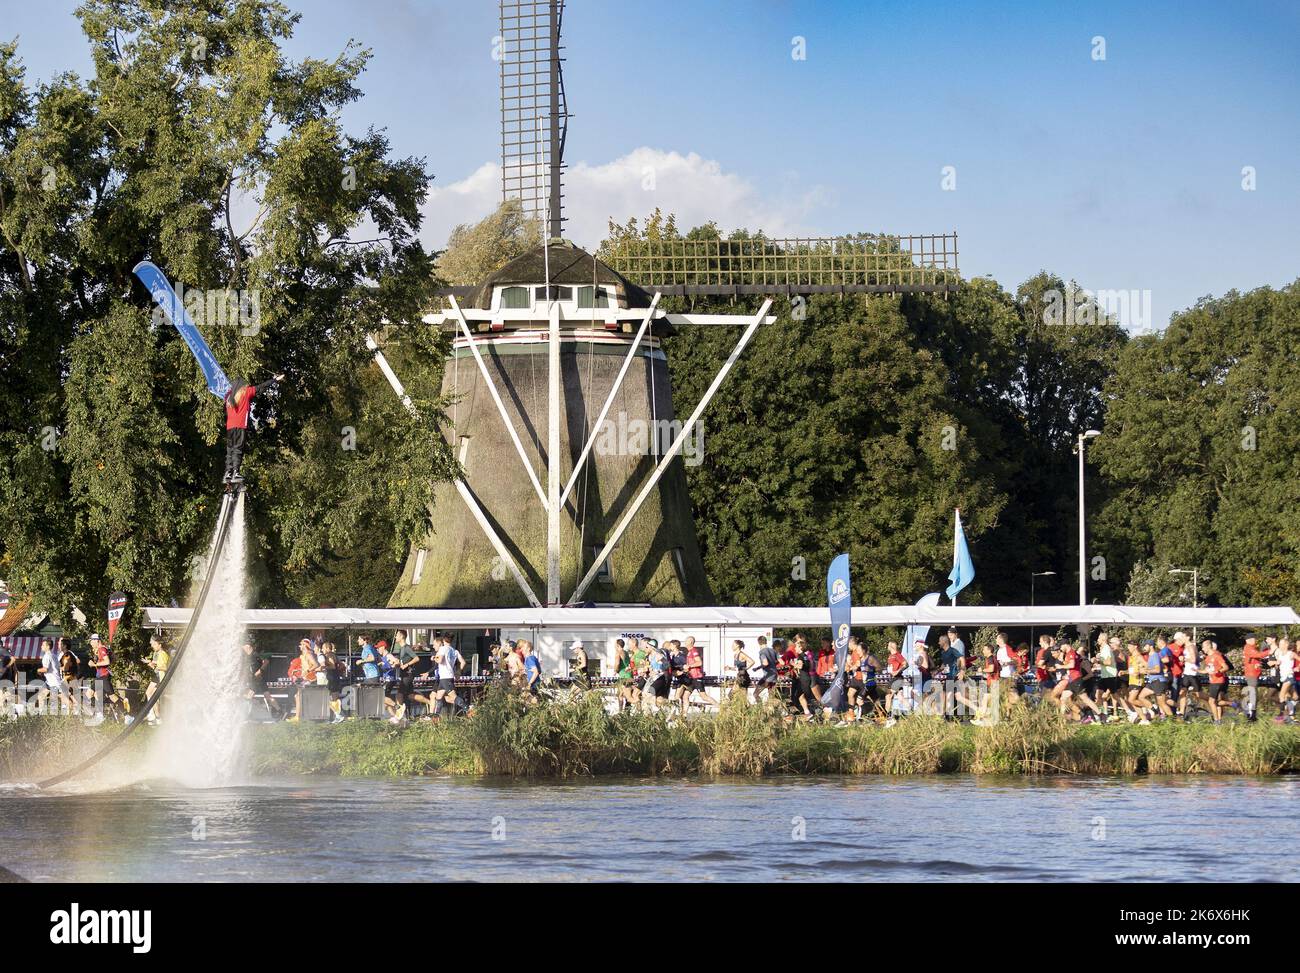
373,0 -> 959,610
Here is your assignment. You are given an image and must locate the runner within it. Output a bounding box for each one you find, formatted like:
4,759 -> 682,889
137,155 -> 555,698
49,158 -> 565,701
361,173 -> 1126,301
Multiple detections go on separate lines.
1273,637 -> 1295,724
1242,635 -> 1271,722
613,639 -> 637,710
1124,640 -> 1147,722
522,639 -> 543,698
788,651 -> 816,721
1057,642 -> 1101,722
1095,635 -> 1120,721
679,638 -> 713,713
144,634 -> 170,725
940,633 -> 966,719
645,640 -> 671,712
37,637 -> 73,715
730,639 -> 754,701
751,637 -> 779,706
242,642 -> 281,720
1035,635 -> 1060,700
995,633 -> 1019,699
86,633 -> 118,723
1142,639 -> 1174,721
884,641 -> 907,716
1202,640 -> 1233,723
1177,636 -> 1202,720
432,636 -> 464,719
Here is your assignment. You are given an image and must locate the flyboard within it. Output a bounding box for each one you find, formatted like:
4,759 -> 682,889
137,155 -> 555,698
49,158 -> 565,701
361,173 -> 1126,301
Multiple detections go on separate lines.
36,263 -> 238,789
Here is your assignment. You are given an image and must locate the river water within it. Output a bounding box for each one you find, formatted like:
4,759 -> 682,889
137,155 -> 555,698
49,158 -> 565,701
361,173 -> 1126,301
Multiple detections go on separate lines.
1,774 -> 1290,882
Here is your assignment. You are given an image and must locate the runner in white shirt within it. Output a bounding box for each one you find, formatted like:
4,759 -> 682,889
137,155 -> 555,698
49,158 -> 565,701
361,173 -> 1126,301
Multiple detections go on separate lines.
37,638 -> 71,713
1275,638 -> 1296,723
433,638 -> 463,718
995,634 -> 1019,696
1177,638 -> 1201,718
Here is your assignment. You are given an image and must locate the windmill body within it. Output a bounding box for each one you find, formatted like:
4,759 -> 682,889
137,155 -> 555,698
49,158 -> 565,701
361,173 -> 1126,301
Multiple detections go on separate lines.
388,242 -> 713,610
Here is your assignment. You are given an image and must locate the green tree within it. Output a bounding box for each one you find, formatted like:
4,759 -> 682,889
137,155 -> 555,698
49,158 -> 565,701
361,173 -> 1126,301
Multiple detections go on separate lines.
1094,282 -> 1300,607
0,2 -> 456,657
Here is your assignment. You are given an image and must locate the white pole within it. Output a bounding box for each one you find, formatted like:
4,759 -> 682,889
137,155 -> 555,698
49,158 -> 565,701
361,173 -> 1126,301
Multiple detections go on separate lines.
1078,434 -> 1087,607
541,126 -> 560,606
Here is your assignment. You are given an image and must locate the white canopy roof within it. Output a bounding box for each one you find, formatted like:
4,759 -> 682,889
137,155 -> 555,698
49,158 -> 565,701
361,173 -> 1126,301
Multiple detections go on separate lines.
140,604 -> 1300,631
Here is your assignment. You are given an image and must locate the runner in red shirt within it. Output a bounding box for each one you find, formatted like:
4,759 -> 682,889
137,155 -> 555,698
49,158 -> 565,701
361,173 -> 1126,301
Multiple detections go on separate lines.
1242,636 -> 1271,721
884,641 -> 906,713
1203,640 -> 1233,723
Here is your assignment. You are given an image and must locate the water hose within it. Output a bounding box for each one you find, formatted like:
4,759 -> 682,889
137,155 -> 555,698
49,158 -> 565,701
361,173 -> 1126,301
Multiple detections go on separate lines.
36,489 -> 239,788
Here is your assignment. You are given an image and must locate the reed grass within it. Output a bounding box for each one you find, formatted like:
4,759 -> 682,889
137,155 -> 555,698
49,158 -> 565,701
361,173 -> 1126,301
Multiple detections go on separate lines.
5,692 -> 1300,781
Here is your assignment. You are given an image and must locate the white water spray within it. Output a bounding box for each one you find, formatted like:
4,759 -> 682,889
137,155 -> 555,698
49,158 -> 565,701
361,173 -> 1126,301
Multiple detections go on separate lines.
144,492 -> 250,786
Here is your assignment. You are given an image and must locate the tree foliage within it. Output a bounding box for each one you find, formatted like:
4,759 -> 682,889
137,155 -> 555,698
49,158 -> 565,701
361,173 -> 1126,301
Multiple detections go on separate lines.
0,1 -> 456,656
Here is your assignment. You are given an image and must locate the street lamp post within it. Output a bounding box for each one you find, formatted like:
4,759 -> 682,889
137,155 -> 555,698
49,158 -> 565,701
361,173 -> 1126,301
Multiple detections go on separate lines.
1031,570 -> 1057,648
1077,430 -> 1101,607
1169,568 -> 1205,643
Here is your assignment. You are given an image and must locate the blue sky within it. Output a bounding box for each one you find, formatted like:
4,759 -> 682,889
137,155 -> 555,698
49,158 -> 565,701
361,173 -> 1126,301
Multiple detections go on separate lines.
4,0 -> 1298,328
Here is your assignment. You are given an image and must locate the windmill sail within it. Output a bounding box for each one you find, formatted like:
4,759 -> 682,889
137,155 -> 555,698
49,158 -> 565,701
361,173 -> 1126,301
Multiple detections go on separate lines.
500,0 -> 569,239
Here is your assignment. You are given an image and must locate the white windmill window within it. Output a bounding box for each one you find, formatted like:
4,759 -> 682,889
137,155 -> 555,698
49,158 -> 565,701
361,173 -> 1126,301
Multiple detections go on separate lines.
535,284 -> 573,303
412,548 -> 427,585
500,286 -> 530,309
577,286 -> 608,309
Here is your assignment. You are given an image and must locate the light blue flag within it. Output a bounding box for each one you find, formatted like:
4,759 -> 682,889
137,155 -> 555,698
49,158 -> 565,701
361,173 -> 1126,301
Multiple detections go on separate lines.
903,591 -> 942,684
133,261 -> 231,400
946,509 -> 975,603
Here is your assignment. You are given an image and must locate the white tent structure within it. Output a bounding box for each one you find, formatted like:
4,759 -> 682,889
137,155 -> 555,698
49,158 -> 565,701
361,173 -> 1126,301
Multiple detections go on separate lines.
142,604 -> 1300,678
141,604 -> 1300,631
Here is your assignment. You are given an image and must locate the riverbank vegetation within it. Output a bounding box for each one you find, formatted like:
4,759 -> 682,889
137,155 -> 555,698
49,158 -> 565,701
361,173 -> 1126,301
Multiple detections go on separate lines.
6,692 -> 1300,783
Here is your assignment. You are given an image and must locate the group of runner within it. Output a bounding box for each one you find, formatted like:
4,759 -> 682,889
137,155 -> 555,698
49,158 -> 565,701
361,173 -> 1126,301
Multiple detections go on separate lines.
1,634 -> 170,725
242,630 -> 469,724
611,635 -> 719,714
598,627 -> 1297,727
1025,631 -> 1294,725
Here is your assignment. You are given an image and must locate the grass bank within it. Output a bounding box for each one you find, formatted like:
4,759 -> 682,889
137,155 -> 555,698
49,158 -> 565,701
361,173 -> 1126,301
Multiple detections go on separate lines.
253,692 -> 1300,778
6,692 -> 1300,781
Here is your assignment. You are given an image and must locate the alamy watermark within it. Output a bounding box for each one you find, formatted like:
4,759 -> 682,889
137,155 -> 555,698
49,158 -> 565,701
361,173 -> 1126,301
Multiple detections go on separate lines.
1042,283 -> 1151,331
591,411 -> 705,466
150,281 -> 262,335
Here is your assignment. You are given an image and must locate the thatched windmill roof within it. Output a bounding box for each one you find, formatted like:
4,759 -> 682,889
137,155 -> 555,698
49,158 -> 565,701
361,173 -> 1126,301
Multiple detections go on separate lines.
470,241 -> 654,309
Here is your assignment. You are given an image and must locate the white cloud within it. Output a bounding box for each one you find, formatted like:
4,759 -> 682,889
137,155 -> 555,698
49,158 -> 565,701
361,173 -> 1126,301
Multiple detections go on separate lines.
420,147 -> 831,251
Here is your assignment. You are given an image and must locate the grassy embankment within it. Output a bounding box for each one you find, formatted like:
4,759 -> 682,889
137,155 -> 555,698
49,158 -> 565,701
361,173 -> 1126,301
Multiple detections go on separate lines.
5,691 -> 1300,780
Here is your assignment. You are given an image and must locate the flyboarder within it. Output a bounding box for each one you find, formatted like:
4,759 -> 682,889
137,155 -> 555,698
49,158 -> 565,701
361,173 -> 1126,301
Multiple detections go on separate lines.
224,373 -> 283,486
